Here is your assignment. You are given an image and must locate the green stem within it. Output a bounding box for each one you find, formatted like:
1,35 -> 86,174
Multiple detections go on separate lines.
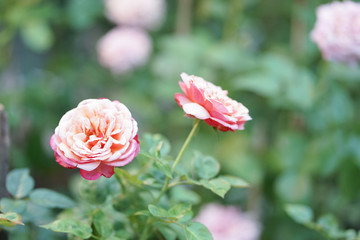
140,120 -> 201,239
139,219 -> 152,240
155,119 -> 201,203
171,119 -> 200,172
115,172 -> 127,194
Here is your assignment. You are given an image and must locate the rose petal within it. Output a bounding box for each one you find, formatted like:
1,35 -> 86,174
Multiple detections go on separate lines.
175,93 -> 191,107
183,103 -> 210,120
80,163 -> 115,180
50,98 -> 140,180
77,161 -> 101,171
175,73 -> 251,131
54,151 -> 77,169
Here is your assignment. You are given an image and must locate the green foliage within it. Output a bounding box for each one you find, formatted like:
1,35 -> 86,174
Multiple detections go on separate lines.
41,219 -> 92,239
199,178 -> 231,198
77,176 -> 114,204
29,189 -> 75,209
66,0 -> 104,30
92,210 -> 113,238
2,169 -> 76,239
193,152 -> 220,180
170,186 -> 201,205
220,175 -> 249,188
0,212 -> 24,227
148,203 -> 192,221
6,168 -> 34,199
0,198 -> 27,215
20,19 -> 54,52
285,204 -> 313,225
184,222 -> 214,240
286,204 -> 360,240
0,133 -> 249,239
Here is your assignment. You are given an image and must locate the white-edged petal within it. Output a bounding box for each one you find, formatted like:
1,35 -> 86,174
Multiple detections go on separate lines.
183,103 -> 210,119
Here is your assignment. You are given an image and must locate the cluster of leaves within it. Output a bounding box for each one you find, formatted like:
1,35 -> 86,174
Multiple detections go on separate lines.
285,204 -> 360,240
0,169 -> 75,239
0,0 -> 103,54
1,133 -> 248,240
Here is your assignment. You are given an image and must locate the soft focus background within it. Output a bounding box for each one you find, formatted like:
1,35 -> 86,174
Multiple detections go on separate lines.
1,0 -> 360,239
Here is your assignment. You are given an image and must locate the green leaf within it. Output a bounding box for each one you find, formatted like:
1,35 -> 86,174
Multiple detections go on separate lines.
276,172 -> 311,202
93,210 -> 112,238
6,168 -> 35,199
285,204 -> 313,224
20,19 -> 54,52
316,214 -> 345,238
77,177 -> 111,204
114,229 -> 133,239
142,133 -> 171,157
41,219 -> 92,239
200,178 -> 231,198
168,203 -> 192,219
148,204 -> 192,221
0,212 -> 24,227
133,210 -> 151,217
344,229 -> 357,240
66,0 -> 104,29
114,168 -> 142,188
170,186 -> 201,204
193,152 -> 220,180
0,198 -> 27,215
148,205 -> 170,218
30,189 -> 75,209
317,214 -> 339,232
154,159 -> 173,179
185,222 -> 213,240
157,225 -> 177,240
220,175 -> 249,188
140,153 -> 173,179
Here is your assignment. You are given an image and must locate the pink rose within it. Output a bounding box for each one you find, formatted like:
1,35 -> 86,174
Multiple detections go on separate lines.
195,204 -> 261,240
50,99 -> 139,180
97,27 -> 152,74
175,73 -> 251,132
104,0 -> 166,30
311,1 -> 360,65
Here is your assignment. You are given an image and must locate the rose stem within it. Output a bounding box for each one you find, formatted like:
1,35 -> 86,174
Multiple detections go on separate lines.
140,119 -> 200,239
154,119 -> 201,204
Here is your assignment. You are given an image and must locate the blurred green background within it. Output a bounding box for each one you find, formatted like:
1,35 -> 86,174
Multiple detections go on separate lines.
1,0 -> 360,239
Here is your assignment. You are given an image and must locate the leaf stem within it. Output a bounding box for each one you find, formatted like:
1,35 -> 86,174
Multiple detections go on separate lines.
115,172 -> 127,194
139,219 -> 152,240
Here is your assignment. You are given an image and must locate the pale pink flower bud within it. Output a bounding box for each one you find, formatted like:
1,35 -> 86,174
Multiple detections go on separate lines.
50,99 -> 139,180
175,73 -> 252,132
195,204 -> 261,240
97,27 -> 152,74
104,0 -> 166,30
311,1 -> 360,65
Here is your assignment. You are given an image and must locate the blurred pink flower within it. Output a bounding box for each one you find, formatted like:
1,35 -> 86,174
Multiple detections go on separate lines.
104,0 -> 166,30
97,27 -> 152,74
195,204 -> 261,240
311,1 -> 360,65
175,73 -> 251,132
50,99 -> 139,180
